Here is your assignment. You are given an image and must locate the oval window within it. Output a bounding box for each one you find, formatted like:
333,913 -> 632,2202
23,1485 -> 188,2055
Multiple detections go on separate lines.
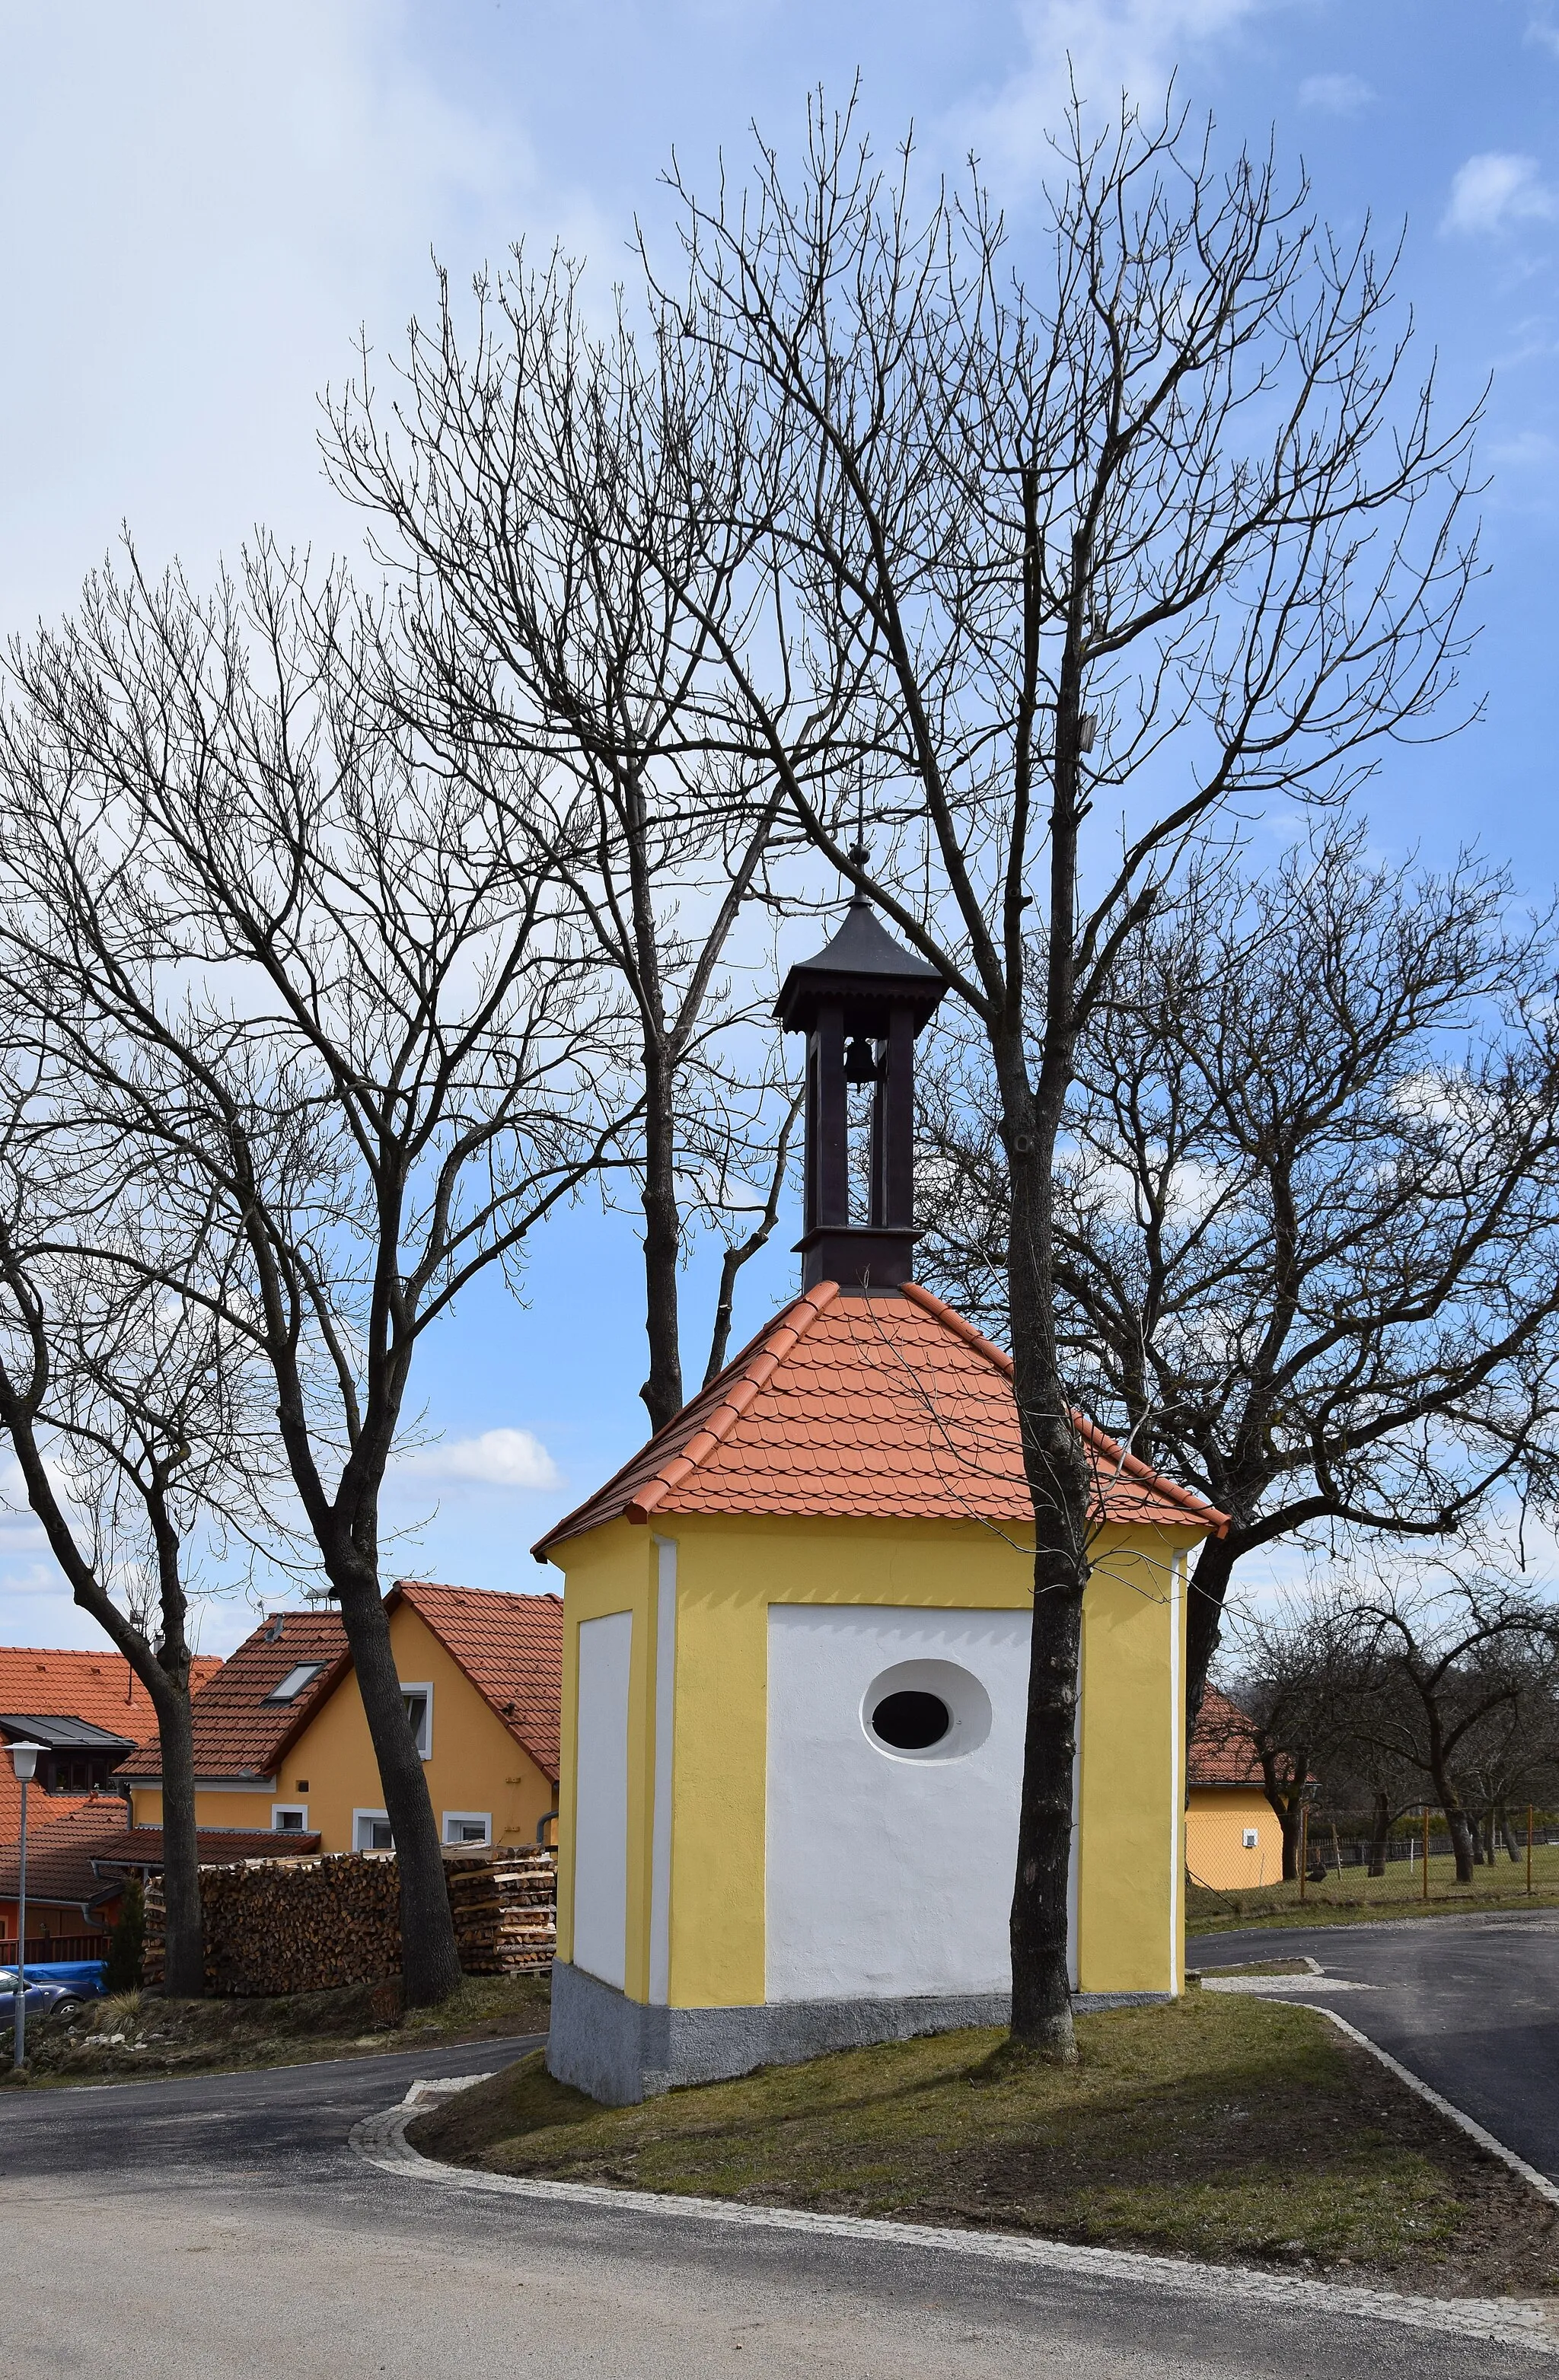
871,1689 -> 952,1751
859,1658 -> 993,1762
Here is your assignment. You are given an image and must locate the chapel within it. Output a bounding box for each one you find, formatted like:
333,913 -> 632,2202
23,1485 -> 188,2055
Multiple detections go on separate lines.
533,890 -> 1225,2104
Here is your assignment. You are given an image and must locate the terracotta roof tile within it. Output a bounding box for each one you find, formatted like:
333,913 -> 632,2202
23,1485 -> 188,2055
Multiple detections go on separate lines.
123,1589 -> 564,1789
535,1280 -> 1227,1556
118,1611 -> 350,1782
88,1824 -> 323,1874
1188,1687 -> 1266,1788
390,1582 -> 563,1783
0,1811 -> 321,1907
0,1647 -> 220,1835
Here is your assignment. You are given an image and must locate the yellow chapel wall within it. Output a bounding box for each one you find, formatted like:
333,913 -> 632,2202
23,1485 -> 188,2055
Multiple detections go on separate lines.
549,1509 -> 1194,2011
551,1522 -> 658,1996
129,1604 -> 556,1854
1074,1532 -> 1187,1994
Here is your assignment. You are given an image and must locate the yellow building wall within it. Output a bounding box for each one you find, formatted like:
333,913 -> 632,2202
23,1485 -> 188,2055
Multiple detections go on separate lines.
129,1604 -> 556,1854
1186,1786 -> 1276,1890
130,1786 -> 276,1833
548,1509 -> 1194,2010
552,1524 -> 658,1995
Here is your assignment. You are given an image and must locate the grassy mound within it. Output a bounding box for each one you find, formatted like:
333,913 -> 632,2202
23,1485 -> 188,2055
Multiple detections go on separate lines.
410,1995 -> 1559,2296
8,1969 -> 550,2085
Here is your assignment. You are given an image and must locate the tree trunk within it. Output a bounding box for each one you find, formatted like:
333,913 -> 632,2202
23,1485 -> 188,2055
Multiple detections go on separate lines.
1003,1088 -> 1090,2063
1184,1527 -> 1241,1736
1498,1802 -> 1520,1862
639,1043 -> 684,1433
1442,1802 -> 1476,1885
155,1687 -> 205,1997
1367,1789 -> 1391,1879
331,1566 -> 461,2006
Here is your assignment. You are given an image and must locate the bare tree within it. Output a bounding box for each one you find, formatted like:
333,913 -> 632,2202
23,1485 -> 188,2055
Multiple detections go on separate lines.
703,1082 -> 806,1383
1443,1633 -> 1559,1861
321,254 -> 795,1432
1219,1599 -> 1351,1880
1327,1569 -> 1554,1883
646,92 -> 1479,2053
918,825 -> 1559,1734
0,544 -> 624,2002
0,1029 -> 280,1995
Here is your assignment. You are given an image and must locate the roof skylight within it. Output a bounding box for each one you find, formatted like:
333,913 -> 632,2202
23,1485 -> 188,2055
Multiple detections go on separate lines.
265,1662 -> 325,1705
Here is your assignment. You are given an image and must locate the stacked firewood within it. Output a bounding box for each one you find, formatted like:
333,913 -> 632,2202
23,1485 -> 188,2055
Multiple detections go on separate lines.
142,1844 -> 556,1996
446,1849 -> 557,1973
144,1850 -> 403,1996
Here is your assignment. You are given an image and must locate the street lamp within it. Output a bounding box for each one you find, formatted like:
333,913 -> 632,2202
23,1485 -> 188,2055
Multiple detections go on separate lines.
8,1741 -> 44,2071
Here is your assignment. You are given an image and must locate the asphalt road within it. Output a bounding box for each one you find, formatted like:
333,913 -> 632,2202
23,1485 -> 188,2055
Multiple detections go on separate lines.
1194,1907 -> 1559,2184
2,2022 -> 1551,2377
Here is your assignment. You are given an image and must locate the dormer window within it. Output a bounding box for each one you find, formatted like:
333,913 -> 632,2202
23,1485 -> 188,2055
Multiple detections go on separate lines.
265,1662 -> 325,1705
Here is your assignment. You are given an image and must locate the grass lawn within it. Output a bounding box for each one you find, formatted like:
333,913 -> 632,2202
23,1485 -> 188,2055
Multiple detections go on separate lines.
409,1995 -> 1559,2297
1189,1843 -> 1559,1933
4,1970 -> 551,2087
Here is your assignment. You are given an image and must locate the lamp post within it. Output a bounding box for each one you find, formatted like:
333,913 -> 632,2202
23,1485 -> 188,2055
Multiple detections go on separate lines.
8,1741 -> 44,2070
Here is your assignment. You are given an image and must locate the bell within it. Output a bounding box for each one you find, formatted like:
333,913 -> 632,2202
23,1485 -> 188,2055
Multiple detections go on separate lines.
843,1035 -> 880,1085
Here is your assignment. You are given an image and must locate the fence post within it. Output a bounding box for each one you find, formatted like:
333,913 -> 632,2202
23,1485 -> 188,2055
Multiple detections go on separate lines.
1299,1804 -> 1308,1904
1423,1805 -> 1430,1901
1529,1805 -> 1535,1899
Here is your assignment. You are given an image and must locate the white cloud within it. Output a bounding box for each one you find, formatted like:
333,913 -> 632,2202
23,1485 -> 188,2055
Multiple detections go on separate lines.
0,2 -> 604,634
1442,152 -> 1559,236
397,1429 -> 561,1492
1297,72 -> 1373,114
1489,429 -> 1559,468
955,0 -> 1272,186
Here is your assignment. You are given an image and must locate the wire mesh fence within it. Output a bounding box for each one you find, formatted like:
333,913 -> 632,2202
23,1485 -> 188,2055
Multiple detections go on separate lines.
1186,1804 -> 1559,1929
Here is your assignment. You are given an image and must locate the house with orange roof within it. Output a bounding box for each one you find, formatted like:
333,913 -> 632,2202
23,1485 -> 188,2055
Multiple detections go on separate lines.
0,1645 -> 221,1951
118,1582 -> 561,1858
1185,1687 -> 1282,1889
534,894 -> 1227,2105
0,1808 -> 324,1961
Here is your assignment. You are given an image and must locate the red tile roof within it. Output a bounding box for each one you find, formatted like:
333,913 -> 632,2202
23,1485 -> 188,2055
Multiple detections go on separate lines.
389,1582 -> 563,1783
0,1803 -> 137,1910
0,1647 -> 220,1834
90,1824 -> 323,1873
0,1811 -> 321,1909
1188,1687 -> 1266,1788
117,1611 -> 350,1783
123,1589 -> 563,1789
535,1280 -> 1227,1556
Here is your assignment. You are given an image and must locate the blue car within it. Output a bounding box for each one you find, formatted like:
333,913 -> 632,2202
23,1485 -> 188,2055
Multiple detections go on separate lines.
2,1961 -> 107,2026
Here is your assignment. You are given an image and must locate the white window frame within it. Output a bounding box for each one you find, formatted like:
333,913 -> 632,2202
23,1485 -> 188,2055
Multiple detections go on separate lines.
1242,1827 -> 1260,1850
353,1808 -> 394,1853
442,1811 -> 492,1847
400,1681 -> 433,1759
271,1803 -> 309,1834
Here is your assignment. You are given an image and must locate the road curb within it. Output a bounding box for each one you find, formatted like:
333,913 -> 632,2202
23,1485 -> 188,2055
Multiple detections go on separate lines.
1284,2000 -> 1559,2212
349,2092 -> 1559,2355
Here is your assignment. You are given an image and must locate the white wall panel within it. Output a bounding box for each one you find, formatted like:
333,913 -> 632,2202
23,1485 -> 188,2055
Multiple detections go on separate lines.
573,1609 -> 633,1990
765,1604 -> 1031,2002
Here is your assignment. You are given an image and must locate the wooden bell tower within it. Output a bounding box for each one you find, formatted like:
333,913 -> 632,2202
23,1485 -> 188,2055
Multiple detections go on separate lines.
774,882 -> 946,1292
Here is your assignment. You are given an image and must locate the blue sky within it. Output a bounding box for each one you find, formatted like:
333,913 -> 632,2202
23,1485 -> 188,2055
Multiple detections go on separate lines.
1,0 -> 1555,1649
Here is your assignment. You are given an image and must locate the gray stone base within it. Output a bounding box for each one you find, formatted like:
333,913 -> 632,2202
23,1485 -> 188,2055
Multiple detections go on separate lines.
546,1959 -> 1173,2105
